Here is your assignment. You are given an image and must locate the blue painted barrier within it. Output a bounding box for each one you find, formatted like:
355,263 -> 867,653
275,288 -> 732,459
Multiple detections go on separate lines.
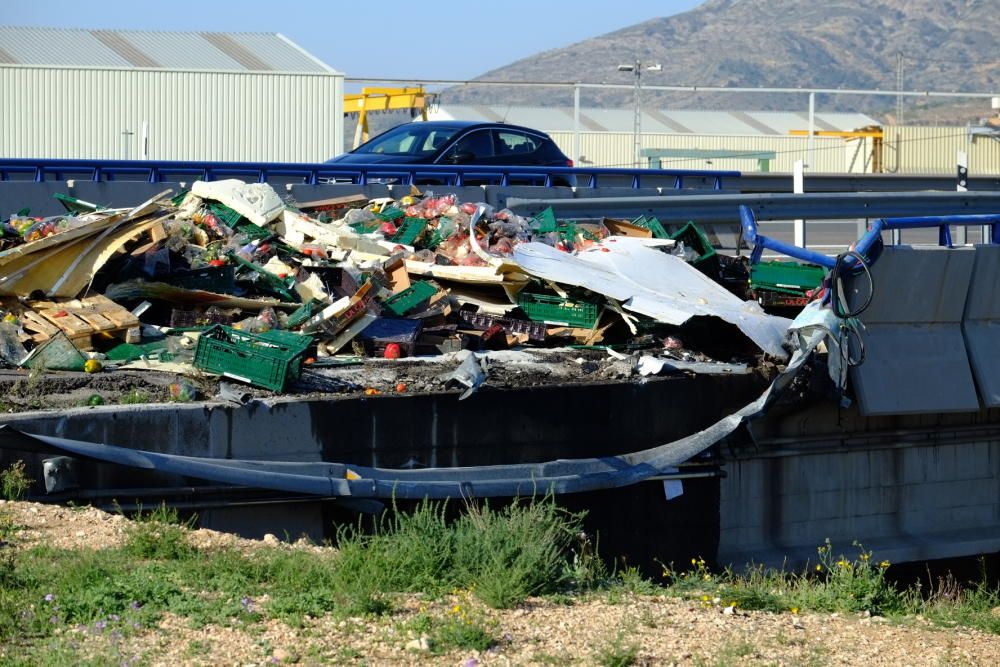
0,158 -> 737,190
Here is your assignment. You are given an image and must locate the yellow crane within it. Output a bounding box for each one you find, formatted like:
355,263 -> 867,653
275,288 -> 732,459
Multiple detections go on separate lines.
789,126 -> 884,172
345,87 -> 433,149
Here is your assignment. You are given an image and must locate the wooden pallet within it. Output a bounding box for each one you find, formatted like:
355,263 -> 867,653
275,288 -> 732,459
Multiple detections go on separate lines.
14,295 -> 140,350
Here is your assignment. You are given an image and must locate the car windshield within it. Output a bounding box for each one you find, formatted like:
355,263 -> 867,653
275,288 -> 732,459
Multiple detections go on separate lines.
353,124 -> 462,156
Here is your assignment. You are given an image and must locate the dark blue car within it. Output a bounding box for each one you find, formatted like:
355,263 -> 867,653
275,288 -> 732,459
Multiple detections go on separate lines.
328,120 -> 575,185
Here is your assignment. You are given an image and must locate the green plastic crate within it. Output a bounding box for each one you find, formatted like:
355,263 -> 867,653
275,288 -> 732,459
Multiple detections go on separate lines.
376,206 -> 406,222
233,220 -> 271,241
532,207 -> 558,234
632,215 -> 669,239
228,253 -> 299,302
750,261 -> 826,295
668,222 -> 719,276
208,203 -> 244,227
517,292 -> 601,328
286,299 -> 324,329
390,217 -> 429,245
194,325 -> 312,392
382,280 -> 438,316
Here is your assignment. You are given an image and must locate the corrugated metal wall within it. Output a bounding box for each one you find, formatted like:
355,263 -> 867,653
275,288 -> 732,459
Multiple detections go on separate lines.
549,131 -> 862,172
1,66 -> 344,162
883,126 -> 1000,174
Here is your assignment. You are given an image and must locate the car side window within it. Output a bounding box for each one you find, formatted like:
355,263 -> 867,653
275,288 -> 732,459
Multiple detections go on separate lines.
447,130 -> 494,159
420,130 -> 452,154
495,131 -> 540,156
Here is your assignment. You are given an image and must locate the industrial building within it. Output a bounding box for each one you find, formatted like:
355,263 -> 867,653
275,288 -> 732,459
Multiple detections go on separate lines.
0,26 -> 344,163
430,104 -> 1000,175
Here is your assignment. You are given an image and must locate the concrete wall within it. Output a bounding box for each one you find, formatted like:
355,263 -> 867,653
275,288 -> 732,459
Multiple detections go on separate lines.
719,412 -> 1000,569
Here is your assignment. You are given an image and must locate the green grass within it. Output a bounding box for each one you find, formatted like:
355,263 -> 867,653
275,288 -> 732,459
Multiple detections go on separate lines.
1,459 -> 31,501
120,389 -> 151,405
661,541 -> 1000,634
401,603 -> 497,654
332,496 -> 594,608
594,624 -> 639,667
0,479 -> 998,664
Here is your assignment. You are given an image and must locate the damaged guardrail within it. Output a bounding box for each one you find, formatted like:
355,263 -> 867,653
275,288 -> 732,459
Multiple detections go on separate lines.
739,205 -> 1000,267
0,316 -> 830,499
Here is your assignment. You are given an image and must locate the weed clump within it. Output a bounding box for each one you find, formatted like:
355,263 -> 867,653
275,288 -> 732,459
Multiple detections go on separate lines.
1,460 -> 31,501
334,496 -> 596,608
122,503 -> 196,561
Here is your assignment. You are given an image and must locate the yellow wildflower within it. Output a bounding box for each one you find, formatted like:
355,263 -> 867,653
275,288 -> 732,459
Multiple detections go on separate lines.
791,607 -> 799,614
879,560 -> 891,569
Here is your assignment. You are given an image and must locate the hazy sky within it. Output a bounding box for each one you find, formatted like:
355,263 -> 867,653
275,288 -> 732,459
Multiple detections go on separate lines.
0,0 -> 704,80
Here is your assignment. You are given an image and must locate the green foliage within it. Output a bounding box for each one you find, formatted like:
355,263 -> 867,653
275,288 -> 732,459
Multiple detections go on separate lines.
594,625 -> 639,667
918,568 -> 1000,635
121,389 -> 151,405
122,504 -> 197,560
604,566 -> 661,604
334,496 -> 594,609
1,460 -> 31,501
662,541 -> 908,616
401,598 -> 497,655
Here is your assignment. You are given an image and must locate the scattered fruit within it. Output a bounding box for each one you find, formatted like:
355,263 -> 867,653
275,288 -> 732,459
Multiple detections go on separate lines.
384,343 -> 401,359
83,359 -> 102,374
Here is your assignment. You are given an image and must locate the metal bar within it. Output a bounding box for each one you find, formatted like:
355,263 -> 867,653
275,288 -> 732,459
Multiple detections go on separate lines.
734,173 -> 1000,193
0,158 -> 738,188
506,191 -> 1000,222
347,76 -> 1000,99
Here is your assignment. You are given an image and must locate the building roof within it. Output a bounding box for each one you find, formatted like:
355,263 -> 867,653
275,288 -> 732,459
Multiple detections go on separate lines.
429,105 -> 879,135
0,26 -> 338,74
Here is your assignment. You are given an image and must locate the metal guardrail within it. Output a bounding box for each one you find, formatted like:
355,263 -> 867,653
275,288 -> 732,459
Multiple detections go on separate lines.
734,173 -> 1000,193
0,158 -> 736,190
505,191 -> 1000,222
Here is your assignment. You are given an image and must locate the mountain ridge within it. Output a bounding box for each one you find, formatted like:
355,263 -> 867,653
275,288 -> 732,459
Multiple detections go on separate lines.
446,0 -> 999,123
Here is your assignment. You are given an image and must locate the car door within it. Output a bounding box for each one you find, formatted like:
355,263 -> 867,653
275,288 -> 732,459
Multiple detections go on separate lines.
436,129 -> 496,164
492,129 -> 546,166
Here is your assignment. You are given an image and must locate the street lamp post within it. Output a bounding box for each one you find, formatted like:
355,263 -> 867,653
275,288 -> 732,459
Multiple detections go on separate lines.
618,61 -> 661,168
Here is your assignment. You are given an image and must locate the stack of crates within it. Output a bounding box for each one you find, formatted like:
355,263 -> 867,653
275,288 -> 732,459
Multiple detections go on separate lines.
749,260 -> 826,307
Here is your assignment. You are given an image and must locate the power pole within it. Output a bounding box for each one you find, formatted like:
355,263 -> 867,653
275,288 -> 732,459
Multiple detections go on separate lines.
895,52 -> 904,125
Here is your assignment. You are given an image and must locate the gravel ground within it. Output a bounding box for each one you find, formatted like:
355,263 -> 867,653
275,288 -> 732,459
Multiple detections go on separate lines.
2,500 -> 998,666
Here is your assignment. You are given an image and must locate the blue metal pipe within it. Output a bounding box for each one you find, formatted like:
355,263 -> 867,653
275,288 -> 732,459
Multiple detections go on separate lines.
740,206 -> 1000,268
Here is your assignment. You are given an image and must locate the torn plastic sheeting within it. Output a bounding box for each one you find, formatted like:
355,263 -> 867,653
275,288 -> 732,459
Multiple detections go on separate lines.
0,325 -> 823,500
513,237 -> 791,360
190,180 -> 284,227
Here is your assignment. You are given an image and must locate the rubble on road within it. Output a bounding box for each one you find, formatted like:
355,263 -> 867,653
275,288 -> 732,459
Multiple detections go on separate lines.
0,180 -> 825,404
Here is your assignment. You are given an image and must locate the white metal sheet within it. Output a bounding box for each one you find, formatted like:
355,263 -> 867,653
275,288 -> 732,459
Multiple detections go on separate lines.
512,237 -> 791,358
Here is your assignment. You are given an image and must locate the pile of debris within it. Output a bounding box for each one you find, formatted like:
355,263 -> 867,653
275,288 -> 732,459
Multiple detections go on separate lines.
0,180 -> 826,400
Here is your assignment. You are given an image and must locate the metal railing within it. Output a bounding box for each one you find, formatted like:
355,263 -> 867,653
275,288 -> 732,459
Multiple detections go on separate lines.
0,158 -> 736,190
